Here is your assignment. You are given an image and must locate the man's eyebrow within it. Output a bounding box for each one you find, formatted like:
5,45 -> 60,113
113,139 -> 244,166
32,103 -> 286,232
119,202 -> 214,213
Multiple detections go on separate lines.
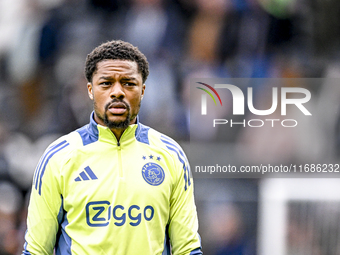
98,76 -> 112,80
98,76 -> 138,81
121,77 -> 137,81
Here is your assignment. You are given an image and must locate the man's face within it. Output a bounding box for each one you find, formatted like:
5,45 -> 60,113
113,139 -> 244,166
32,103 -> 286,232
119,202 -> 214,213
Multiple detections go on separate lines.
88,59 -> 145,131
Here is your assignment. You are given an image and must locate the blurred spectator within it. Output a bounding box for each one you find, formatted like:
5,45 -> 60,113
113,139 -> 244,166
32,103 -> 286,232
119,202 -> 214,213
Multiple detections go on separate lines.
55,52 -> 93,133
3,132 -> 60,190
194,179 -> 258,255
0,0 -> 31,80
123,0 -> 185,60
0,181 -> 23,255
185,0 -> 229,66
121,0 -> 187,137
210,204 -> 254,255
0,121 -> 10,181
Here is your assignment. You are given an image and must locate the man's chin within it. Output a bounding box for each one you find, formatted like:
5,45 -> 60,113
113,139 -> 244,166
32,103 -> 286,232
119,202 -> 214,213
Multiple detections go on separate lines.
108,115 -> 127,122
104,115 -> 130,129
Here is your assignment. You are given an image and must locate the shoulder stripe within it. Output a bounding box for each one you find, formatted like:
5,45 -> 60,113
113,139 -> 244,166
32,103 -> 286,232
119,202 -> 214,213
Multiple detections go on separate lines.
161,137 -> 188,164
33,141 -> 65,187
160,136 -> 191,190
165,145 -> 188,191
32,156 -> 44,191
34,140 -> 69,195
160,135 -> 191,176
34,141 -> 66,189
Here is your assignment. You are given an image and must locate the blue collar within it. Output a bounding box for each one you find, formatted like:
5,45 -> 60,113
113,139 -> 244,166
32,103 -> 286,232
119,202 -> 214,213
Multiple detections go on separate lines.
77,112 -> 149,146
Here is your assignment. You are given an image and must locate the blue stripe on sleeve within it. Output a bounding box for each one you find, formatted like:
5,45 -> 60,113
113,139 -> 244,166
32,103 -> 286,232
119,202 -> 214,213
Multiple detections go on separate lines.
34,140 -> 69,195
33,141 -> 63,189
161,138 -> 188,165
32,156 -> 43,189
160,136 -> 191,176
161,136 -> 191,191
164,145 -> 188,191
161,136 -> 187,161
162,137 -> 192,186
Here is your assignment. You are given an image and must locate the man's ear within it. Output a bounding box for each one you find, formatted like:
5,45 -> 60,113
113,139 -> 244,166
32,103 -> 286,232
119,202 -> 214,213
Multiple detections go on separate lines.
87,83 -> 93,100
141,84 -> 146,100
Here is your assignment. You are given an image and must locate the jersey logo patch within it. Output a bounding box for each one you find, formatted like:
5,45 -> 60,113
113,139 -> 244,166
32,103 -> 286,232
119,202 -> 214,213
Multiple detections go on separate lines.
75,166 -> 98,182
142,163 -> 165,186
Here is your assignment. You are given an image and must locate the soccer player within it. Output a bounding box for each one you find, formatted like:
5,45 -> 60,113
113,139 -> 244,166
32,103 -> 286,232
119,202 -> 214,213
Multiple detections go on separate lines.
22,40 -> 202,255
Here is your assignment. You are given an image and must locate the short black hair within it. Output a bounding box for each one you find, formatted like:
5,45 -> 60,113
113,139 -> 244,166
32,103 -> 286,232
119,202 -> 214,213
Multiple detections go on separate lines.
85,40 -> 149,83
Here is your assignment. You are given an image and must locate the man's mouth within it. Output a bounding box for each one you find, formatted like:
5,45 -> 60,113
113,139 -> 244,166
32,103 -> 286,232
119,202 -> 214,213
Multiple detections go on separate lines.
108,102 -> 127,115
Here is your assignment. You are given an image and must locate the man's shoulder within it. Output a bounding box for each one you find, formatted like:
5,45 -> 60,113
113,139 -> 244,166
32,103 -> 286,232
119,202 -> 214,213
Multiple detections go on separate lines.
141,124 -> 186,158
145,125 -> 191,186
51,129 -> 84,148
42,128 -> 87,162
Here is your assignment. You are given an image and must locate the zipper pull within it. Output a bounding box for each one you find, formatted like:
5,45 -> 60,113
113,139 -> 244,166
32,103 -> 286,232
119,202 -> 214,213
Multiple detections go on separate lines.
117,141 -> 120,146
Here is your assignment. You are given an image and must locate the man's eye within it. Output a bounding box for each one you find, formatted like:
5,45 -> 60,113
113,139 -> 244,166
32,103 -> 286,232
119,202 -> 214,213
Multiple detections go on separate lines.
100,82 -> 111,86
125,82 -> 136,86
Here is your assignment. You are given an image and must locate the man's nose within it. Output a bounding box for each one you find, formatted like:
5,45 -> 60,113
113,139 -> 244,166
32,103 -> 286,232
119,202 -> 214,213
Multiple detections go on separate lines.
110,83 -> 125,99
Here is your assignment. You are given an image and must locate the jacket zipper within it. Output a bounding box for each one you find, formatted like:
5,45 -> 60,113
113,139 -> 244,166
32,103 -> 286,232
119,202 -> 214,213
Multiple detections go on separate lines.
117,141 -> 123,178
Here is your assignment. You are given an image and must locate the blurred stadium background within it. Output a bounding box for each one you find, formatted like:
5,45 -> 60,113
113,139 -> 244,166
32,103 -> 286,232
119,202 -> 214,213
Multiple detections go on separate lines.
1,0 -> 340,254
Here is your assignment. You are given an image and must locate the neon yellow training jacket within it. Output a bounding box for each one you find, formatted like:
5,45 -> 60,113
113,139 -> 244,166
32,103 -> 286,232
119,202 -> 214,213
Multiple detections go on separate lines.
23,113 -> 202,255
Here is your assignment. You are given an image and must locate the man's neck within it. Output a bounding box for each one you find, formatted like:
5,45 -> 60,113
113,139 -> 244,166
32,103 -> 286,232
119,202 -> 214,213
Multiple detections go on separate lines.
110,117 -> 137,142
110,128 -> 126,142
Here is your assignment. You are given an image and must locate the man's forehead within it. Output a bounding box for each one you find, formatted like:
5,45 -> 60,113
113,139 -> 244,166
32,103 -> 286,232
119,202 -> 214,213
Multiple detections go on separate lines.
94,59 -> 141,76
97,59 -> 137,68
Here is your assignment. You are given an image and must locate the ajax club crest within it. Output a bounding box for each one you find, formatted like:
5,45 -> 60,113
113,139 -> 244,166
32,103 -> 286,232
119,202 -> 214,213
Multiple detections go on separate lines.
142,163 -> 165,186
